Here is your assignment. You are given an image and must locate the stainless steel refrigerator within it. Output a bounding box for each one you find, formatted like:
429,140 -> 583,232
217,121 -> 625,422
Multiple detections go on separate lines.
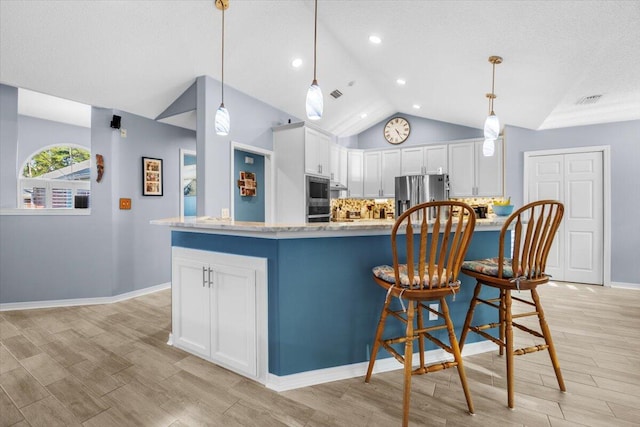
395,174 -> 450,219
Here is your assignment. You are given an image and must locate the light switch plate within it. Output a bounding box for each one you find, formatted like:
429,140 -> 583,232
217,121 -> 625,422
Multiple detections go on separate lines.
119,198 -> 131,210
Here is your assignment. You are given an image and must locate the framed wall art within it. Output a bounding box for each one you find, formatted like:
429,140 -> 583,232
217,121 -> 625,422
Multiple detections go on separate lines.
237,171 -> 257,197
142,157 -> 163,196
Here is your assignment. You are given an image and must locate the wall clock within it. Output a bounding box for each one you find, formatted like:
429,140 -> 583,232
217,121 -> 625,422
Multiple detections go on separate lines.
383,117 -> 410,144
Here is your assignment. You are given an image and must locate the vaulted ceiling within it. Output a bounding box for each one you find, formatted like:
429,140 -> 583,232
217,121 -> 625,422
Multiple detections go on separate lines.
1,1 -> 639,136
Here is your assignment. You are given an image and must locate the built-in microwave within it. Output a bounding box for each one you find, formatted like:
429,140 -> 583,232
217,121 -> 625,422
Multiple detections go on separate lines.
306,175 -> 330,223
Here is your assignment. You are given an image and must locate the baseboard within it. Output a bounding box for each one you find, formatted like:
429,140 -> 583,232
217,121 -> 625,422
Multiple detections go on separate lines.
0,282 -> 171,311
265,340 -> 497,392
608,281 -> 640,290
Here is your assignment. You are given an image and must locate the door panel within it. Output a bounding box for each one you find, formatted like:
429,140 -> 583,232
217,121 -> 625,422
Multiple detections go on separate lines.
564,152 -> 603,284
172,257 -> 210,357
528,155 -> 564,280
210,264 -> 257,376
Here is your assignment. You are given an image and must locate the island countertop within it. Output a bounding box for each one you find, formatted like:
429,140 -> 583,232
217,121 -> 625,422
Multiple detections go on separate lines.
151,215 -> 508,238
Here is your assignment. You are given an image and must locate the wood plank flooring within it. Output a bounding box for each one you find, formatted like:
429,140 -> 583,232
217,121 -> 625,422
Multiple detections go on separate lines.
1,282 -> 639,426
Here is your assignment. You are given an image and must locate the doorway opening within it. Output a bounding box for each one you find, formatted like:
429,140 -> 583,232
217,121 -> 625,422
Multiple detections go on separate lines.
230,142 -> 274,222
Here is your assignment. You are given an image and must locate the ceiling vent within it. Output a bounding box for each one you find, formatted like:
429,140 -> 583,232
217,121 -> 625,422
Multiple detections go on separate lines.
330,89 -> 343,99
576,94 -> 602,105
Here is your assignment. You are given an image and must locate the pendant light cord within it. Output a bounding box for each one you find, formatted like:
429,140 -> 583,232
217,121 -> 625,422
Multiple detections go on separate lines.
489,61 -> 496,114
313,0 -> 318,82
221,5 -> 225,104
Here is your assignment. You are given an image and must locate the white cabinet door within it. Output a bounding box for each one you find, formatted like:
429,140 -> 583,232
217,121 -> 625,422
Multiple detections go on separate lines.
172,255 -> 210,358
381,150 -> 401,197
475,139 -> 503,196
338,146 -> 348,186
448,139 -> 503,197
363,151 -> 382,198
448,142 -> 475,197
347,150 -> 363,197
210,263 -> 257,377
401,147 -> 424,175
305,128 -> 330,177
424,145 -> 448,174
330,143 -> 340,182
329,144 -> 348,185
172,247 -> 267,382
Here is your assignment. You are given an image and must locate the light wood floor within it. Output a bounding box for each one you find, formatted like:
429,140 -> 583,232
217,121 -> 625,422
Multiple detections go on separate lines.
1,282 -> 639,426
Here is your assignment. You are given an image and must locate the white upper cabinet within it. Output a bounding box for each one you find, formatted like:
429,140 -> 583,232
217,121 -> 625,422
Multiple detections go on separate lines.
347,150 -> 363,198
400,145 -> 448,175
448,139 -> 503,197
304,127 -> 330,178
424,145 -> 448,174
329,143 -> 348,186
364,149 -> 401,198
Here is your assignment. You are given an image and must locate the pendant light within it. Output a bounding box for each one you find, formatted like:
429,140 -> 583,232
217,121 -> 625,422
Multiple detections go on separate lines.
215,0 -> 230,136
483,55 -> 502,156
306,0 -> 323,120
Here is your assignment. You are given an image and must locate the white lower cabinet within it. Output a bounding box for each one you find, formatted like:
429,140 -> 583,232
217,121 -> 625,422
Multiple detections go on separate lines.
171,247 -> 267,382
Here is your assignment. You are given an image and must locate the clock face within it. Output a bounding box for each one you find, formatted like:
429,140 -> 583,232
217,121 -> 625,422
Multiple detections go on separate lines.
384,117 -> 410,144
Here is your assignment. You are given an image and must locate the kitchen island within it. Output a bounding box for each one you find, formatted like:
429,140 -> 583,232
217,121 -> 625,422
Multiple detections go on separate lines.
152,216 -> 507,391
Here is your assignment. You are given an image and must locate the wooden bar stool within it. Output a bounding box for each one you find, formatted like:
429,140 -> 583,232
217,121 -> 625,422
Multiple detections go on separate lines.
459,200 -> 566,409
365,201 -> 476,426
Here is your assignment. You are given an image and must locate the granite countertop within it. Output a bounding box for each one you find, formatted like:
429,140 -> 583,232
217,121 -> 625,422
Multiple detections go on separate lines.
151,215 -> 508,238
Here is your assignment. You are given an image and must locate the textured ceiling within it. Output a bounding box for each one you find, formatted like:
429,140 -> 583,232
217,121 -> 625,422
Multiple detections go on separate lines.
1,1 -> 639,136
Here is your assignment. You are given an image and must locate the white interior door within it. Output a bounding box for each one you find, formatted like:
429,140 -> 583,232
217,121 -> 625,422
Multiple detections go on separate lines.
527,155 -> 564,280
564,152 -> 603,284
526,151 -> 604,284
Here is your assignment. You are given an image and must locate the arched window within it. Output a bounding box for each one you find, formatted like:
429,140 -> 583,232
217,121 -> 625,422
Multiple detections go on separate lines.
20,145 -> 91,208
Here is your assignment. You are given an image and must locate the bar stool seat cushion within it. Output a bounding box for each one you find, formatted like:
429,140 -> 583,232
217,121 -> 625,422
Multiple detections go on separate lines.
462,258 -> 515,278
372,264 -> 452,288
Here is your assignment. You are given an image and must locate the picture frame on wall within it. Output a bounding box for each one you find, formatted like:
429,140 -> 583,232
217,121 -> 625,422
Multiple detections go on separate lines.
142,157 -> 163,196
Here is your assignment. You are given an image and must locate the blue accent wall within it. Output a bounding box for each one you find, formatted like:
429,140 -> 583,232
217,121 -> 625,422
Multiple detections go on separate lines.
172,230 -> 505,376
233,149 -> 265,222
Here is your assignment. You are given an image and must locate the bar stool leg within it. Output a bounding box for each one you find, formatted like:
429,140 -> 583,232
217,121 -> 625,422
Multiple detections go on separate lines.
459,282 -> 482,350
365,295 -> 392,382
504,289 -> 515,409
442,297 -> 474,414
417,302 -> 426,370
499,289 -> 506,356
402,301 -> 416,427
531,289 -> 566,392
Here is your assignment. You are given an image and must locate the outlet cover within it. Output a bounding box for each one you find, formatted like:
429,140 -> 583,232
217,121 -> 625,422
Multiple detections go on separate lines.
221,208 -> 230,218
119,198 -> 131,210
120,128 -> 127,138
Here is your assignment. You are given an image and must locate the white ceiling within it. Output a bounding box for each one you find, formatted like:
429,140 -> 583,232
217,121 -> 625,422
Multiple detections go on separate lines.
2,1 -> 639,136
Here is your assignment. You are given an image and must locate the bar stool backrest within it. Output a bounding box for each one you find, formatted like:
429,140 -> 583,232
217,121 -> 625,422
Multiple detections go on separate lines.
498,200 -> 564,280
391,201 -> 476,290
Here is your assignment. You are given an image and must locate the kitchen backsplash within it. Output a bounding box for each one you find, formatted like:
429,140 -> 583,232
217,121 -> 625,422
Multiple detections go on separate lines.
331,198 -> 395,220
450,196 -> 510,214
332,196 -> 509,220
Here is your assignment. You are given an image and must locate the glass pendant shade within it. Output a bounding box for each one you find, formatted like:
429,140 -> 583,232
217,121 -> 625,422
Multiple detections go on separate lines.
484,112 -> 499,140
483,138 -> 495,157
215,103 -> 230,136
306,81 -> 323,120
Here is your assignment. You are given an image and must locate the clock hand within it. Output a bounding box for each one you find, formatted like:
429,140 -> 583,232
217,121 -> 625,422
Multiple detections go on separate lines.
395,129 -> 401,137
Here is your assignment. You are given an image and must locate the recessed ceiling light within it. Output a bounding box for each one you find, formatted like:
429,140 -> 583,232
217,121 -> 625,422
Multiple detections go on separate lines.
360,113 -> 368,119
412,104 -> 421,109
291,58 -> 303,68
369,35 -> 382,44
396,78 -> 406,86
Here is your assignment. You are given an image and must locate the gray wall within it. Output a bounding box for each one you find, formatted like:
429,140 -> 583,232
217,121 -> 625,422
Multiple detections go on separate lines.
356,113 -> 483,149
0,88 -> 196,303
0,84 -> 18,208
17,115 -> 91,168
504,121 -> 640,285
